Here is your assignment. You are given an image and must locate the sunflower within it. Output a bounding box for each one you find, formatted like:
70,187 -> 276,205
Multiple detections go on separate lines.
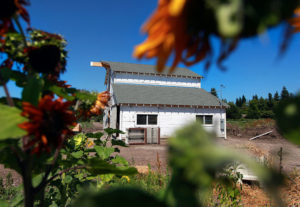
90,91 -> 110,115
133,0 -> 212,72
27,45 -> 62,75
134,0 -> 299,72
19,95 -> 76,154
0,0 -> 30,36
289,7 -> 300,32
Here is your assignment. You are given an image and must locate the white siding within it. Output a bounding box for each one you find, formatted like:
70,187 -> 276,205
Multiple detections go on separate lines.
113,73 -> 201,88
119,106 -> 226,139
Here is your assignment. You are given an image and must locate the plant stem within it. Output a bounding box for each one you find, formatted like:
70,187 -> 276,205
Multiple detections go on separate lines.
13,16 -> 27,47
22,158 -> 34,207
2,83 -> 15,106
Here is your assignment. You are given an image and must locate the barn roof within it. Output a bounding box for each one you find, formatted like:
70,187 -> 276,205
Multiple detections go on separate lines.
112,84 -> 228,108
102,61 -> 202,78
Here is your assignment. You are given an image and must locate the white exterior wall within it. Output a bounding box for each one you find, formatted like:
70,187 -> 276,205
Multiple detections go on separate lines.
119,106 -> 226,139
113,73 -> 201,88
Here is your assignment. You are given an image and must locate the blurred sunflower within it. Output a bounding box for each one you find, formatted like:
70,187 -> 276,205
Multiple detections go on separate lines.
90,91 -> 110,115
0,0 -> 30,36
134,0 -> 299,72
19,95 -> 76,154
27,45 -> 62,75
289,7 -> 300,32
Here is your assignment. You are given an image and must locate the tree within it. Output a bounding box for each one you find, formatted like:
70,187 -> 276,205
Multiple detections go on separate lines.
281,86 -> 289,100
247,100 -> 261,119
226,102 -> 242,119
241,95 -> 246,105
267,93 -> 274,109
274,91 -> 280,102
252,95 -> 258,100
210,88 -> 218,97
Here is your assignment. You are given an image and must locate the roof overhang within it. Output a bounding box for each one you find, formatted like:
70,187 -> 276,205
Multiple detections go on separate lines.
119,103 -> 226,109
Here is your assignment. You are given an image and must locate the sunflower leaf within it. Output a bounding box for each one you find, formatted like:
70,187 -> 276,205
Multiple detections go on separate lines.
0,104 -> 27,140
22,74 -> 44,106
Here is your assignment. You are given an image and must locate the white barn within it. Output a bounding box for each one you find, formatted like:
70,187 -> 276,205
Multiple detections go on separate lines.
96,61 -> 227,140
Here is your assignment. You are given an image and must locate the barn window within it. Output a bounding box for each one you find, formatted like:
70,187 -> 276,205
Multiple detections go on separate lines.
196,115 -> 213,125
137,115 -> 147,125
148,115 -> 157,125
137,114 -> 158,125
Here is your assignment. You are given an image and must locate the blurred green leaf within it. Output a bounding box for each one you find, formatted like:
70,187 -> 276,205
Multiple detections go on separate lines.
22,74 -> 44,106
0,200 -> 10,207
94,146 -> 114,160
86,158 -> 137,176
48,85 -> 75,101
111,139 -> 127,147
64,175 -> 73,184
111,155 -> 128,166
71,187 -> 167,207
85,132 -> 103,138
275,94 -> 300,146
0,104 -> 27,140
71,151 -> 84,159
166,123 -> 284,207
104,128 -> 124,135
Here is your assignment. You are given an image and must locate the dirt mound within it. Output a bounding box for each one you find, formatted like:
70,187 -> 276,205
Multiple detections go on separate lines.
227,119 -> 284,141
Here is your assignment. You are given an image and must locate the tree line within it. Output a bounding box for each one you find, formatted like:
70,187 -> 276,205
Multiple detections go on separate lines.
210,86 -> 294,119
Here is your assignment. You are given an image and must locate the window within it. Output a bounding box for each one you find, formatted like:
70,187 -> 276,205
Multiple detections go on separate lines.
137,115 -> 147,125
137,114 -> 158,125
196,115 -> 213,125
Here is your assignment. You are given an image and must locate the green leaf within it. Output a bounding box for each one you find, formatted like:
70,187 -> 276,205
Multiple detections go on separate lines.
49,85 -> 75,101
86,132 -> 103,138
71,151 -> 84,159
111,155 -> 128,166
86,158 -> 137,176
111,139 -> 127,147
275,94 -> 300,146
72,187 -> 167,207
104,128 -> 124,136
94,146 -> 114,160
22,74 -> 44,106
64,175 -> 73,184
0,104 -> 27,139
0,200 -> 10,207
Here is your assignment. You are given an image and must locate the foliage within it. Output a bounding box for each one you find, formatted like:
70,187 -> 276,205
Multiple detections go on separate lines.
228,86 -> 293,120
226,102 -> 242,119
210,88 -> 218,97
275,93 -> 300,146
0,173 -> 18,203
214,164 -> 243,207
43,130 -> 135,207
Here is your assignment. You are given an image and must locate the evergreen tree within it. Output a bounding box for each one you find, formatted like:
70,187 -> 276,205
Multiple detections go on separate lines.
241,95 -> 246,105
274,91 -> 280,102
247,99 -> 261,119
210,88 -> 218,97
267,93 -> 274,109
252,95 -> 258,100
281,86 -> 289,100
226,102 -> 242,119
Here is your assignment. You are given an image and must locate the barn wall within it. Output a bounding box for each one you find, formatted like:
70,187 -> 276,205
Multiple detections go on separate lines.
113,73 -> 201,88
119,106 -> 226,139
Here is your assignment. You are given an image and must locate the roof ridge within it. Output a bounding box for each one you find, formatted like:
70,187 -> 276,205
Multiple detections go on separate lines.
102,60 -> 202,78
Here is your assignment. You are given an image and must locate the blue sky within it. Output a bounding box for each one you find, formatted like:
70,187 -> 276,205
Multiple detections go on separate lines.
1,0 -> 300,102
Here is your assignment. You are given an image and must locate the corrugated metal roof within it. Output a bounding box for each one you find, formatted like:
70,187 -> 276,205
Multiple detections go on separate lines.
112,84 -> 227,107
102,61 -> 202,78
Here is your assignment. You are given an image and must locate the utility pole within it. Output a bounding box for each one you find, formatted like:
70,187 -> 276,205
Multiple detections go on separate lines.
219,84 -> 226,139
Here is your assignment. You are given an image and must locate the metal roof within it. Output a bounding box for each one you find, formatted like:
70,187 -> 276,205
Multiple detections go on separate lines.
102,61 -> 202,78
112,84 -> 227,107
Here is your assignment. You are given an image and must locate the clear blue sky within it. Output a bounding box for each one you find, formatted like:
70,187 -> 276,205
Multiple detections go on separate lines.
1,0 -> 300,102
